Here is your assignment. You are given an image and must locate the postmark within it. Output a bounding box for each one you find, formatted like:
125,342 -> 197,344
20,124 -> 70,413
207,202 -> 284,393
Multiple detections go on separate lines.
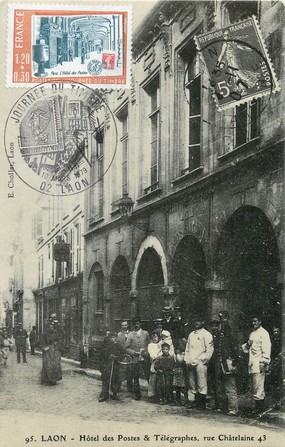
195,16 -> 280,110
4,81 -> 118,196
7,4 -> 132,88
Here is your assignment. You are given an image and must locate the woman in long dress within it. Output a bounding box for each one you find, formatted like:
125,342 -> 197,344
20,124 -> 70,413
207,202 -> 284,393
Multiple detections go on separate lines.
41,322 -> 62,385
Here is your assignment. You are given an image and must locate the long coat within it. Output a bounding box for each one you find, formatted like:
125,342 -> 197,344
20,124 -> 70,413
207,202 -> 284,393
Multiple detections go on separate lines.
14,329 -> 28,349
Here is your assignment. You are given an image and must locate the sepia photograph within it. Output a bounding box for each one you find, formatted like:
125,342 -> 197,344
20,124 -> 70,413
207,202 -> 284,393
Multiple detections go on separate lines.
0,1 -> 284,446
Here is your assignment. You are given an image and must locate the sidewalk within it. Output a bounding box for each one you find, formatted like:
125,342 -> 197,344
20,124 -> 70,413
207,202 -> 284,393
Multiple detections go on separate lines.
57,354 -> 285,428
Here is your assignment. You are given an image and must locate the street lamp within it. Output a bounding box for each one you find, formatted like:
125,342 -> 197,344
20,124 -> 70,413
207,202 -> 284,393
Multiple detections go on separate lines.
115,193 -> 150,233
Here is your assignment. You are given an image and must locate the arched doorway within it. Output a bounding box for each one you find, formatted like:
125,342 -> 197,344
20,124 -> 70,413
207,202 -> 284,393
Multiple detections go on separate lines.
110,256 -> 131,331
137,247 -> 165,332
215,206 -> 281,341
172,236 -> 207,330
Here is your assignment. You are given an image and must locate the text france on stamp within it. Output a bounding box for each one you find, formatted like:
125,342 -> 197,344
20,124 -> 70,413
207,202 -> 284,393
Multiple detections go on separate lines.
4,82 -> 118,196
7,4 -> 132,88
194,16 -> 280,110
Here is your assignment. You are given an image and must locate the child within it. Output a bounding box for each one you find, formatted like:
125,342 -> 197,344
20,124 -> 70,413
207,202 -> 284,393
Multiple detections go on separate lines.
159,330 -> 175,356
147,331 -> 161,401
154,342 -> 175,405
172,346 -> 188,406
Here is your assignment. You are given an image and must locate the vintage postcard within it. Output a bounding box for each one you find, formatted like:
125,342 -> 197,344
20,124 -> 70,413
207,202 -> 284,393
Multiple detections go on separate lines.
0,1 -> 284,447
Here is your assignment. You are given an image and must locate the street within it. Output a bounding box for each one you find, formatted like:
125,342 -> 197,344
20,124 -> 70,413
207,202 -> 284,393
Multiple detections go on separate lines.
0,353 -> 283,447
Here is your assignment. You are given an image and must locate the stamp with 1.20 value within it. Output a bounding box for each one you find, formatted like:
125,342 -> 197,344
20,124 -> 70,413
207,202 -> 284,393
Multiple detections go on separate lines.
195,16 -> 279,110
7,4 -> 132,88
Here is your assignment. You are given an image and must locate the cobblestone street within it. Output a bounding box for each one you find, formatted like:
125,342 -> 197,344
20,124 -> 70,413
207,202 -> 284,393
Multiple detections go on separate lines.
0,352 -> 284,447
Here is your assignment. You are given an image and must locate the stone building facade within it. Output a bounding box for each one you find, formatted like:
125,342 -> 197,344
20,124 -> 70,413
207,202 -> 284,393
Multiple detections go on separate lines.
33,195 -> 84,360
82,0 -> 284,368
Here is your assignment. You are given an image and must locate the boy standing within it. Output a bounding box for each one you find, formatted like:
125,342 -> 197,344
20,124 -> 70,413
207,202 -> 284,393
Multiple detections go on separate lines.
154,342 -> 175,405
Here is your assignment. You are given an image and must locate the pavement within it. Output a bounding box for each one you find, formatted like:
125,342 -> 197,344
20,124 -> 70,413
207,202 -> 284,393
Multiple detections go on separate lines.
55,352 -> 285,428
0,352 -> 284,447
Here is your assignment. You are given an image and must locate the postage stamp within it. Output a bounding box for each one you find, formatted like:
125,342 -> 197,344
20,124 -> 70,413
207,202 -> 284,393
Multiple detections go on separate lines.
6,4 -> 132,88
4,82 -> 117,196
195,16 -> 280,110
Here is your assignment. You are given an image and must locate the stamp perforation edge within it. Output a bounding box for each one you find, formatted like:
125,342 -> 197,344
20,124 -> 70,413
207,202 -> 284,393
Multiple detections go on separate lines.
194,15 -> 281,112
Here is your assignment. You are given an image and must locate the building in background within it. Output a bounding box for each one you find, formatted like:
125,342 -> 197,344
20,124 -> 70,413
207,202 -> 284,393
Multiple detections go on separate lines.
82,0 -> 284,372
32,195 -> 84,360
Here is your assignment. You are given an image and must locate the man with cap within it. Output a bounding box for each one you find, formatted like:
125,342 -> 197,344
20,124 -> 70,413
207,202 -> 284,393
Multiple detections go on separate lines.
172,306 -> 186,348
162,306 -> 175,338
125,317 -> 150,400
98,331 -> 123,402
117,320 -> 132,392
184,316 -> 214,410
242,315 -> 271,415
14,323 -> 28,363
153,318 -> 164,340
212,311 -> 239,415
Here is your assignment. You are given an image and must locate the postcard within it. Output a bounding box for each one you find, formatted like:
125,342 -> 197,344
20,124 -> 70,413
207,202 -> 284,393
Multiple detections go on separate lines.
0,1 -> 284,447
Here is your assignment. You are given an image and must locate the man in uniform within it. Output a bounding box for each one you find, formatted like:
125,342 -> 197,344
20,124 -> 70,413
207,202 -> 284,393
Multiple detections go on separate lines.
14,323 -> 28,363
184,316 -> 214,410
242,315 -> 271,415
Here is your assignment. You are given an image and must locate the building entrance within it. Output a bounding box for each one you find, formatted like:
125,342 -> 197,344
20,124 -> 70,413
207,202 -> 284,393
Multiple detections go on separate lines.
172,235 -> 207,333
215,206 -> 281,343
136,247 -> 165,333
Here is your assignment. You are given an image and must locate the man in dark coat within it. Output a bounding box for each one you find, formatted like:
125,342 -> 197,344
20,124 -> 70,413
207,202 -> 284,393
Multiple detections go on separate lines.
267,325 -> 282,406
213,311 -> 239,415
14,323 -> 28,363
172,306 -> 186,347
29,326 -> 37,355
162,306 -> 176,338
99,332 -> 123,402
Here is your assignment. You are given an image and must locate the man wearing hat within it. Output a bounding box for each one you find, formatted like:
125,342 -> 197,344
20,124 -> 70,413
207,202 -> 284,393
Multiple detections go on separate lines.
125,317 -> 150,400
117,320 -> 132,392
162,306 -> 175,338
242,315 -> 271,415
211,311 -> 239,415
153,318 -> 164,340
98,331 -> 123,402
14,323 -> 28,363
184,316 -> 214,410
172,306 -> 186,347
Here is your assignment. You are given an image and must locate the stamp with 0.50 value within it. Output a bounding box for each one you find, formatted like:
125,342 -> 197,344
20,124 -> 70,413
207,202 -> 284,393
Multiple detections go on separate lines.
7,3 -> 132,88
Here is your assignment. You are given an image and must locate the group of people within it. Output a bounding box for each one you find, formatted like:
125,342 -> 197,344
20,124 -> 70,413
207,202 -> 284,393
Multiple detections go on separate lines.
98,307 -> 282,417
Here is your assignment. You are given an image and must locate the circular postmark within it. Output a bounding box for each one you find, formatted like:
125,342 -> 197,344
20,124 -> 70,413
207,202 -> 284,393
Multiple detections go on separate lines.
87,60 -> 103,76
4,81 -> 117,196
183,39 -> 275,137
